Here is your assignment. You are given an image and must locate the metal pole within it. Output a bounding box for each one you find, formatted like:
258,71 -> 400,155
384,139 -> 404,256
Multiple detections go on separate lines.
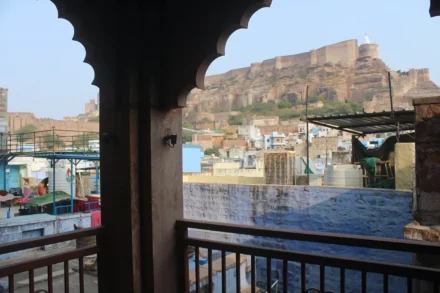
53,159 -> 56,216
70,159 -> 74,214
305,85 -> 310,186
396,122 -> 400,143
3,161 -> 6,191
388,72 -> 395,118
52,127 -> 55,152
95,162 -> 99,194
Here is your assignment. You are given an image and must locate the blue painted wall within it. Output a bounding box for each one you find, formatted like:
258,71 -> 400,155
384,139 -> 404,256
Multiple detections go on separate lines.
184,184 -> 413,293
0,163 -> 21,191
182,144 -> 203,173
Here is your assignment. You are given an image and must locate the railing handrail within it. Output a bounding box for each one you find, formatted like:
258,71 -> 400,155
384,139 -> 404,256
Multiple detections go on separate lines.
177,219 -> 440,255
185,237 -> 440,282
0,246 -> 99,278
0,226 -> 104,255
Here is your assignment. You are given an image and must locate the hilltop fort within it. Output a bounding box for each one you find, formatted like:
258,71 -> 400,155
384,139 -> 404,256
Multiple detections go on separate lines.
187,37 -> 440,115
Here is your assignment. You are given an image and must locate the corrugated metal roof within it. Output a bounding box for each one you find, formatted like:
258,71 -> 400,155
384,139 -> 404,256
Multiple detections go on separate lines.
302,110 -> 415,135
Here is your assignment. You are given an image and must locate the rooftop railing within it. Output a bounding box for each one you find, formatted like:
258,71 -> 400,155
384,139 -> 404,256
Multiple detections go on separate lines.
0,130 -> 99,158
177,219 -> 440,293
0,226 -> 103,293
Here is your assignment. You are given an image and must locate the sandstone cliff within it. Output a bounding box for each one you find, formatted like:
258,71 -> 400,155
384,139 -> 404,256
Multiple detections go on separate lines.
186,39 -> 440,116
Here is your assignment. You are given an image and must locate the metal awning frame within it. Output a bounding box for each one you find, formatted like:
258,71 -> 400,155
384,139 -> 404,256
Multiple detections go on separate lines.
302,110 -> 415,136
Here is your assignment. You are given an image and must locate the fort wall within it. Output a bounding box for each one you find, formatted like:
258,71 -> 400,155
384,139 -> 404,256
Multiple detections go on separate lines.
8,112 -> 99,133
204,40 -> 361,78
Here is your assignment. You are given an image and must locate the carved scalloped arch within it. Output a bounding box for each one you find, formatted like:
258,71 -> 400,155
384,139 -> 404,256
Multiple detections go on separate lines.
49,0 -> 272,109
49,0 -> 104,88
177,0 -> 273,107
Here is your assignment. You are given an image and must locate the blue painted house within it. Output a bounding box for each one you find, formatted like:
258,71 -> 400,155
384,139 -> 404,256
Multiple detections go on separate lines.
182,144 -> 204,173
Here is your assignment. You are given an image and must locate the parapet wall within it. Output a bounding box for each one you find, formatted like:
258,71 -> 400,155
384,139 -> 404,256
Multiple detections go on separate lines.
184,183 -> 412,292
0,213 -> 91,261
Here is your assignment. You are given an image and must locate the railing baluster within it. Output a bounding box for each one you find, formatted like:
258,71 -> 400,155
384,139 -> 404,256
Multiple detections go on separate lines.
320,265 -> 325,293
283,259 -> 288,293
236,253 -> 240,293
8,275 -> 14,293
79,257 -> 85,293
407,278 -> 412,293
179,227 -> 189,293
195,246 -> 200,293
208,248 -> 213,293
48,265 -> 53,293
64,261 -> 69,293
301,262 -> 306,293
362,271 -> 366,293
267,257 -> 272,293
251,255 -> 256,293
222,250 -> 226,293
340,268 -> 345,293
29,270 -> 34,293
383,274 -> 388,293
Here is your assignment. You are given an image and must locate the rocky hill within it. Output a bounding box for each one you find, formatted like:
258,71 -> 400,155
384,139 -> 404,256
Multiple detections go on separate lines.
186,39 -> 440,119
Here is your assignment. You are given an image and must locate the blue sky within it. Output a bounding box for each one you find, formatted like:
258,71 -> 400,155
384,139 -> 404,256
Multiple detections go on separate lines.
0,0 -> 439,119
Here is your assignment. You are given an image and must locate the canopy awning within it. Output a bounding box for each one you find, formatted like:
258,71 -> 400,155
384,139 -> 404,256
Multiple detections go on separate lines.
302,110 -> 415,135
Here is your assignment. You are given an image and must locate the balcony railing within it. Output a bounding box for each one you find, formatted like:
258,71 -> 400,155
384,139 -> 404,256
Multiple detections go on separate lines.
177,219 -> 440,293
0,226 -> 103,293
0,130 -> 99,157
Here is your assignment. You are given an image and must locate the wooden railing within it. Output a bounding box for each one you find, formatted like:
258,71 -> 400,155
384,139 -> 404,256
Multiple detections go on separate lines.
177,220 -> 440,293
0,226 -> 103,293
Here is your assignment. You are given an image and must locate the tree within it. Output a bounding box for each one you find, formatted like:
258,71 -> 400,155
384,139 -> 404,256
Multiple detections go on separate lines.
308,96 -> 323,103
182,121 -> 194,129
204,147 -> 220,157
43,134 -> 65,151
15,124 -> 37,143
182,134 -> 192,144
72,133 -> 99,149
338,146 -> 346,151
200,117 -> 211,123
278,98 -> 292,109
16,124 -> 37,134
227,114 -> 243,125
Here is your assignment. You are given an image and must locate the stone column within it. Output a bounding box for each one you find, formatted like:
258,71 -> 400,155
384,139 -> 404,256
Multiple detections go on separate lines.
404,97 -> 440,292
413,97 -> 440,225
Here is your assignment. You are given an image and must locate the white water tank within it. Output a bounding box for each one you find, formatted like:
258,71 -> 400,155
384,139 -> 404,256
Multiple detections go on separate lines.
48,168 -> 76,196
324,165 -> 362,188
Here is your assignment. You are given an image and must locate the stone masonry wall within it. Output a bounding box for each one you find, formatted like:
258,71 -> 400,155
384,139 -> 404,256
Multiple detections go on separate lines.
184,183 -> 412,292
8,112 -> 99,133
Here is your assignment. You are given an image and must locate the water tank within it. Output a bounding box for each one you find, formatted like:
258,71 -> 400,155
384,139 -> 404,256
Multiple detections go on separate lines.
48,168 -> 76,196
324,165 -> 362,187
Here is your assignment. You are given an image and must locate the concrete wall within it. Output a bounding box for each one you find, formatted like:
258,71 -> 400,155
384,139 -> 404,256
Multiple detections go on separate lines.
395,143 -> 415,191
184,183 -> 413,293
183,176 -> 264,184
0,213 -> 91,260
